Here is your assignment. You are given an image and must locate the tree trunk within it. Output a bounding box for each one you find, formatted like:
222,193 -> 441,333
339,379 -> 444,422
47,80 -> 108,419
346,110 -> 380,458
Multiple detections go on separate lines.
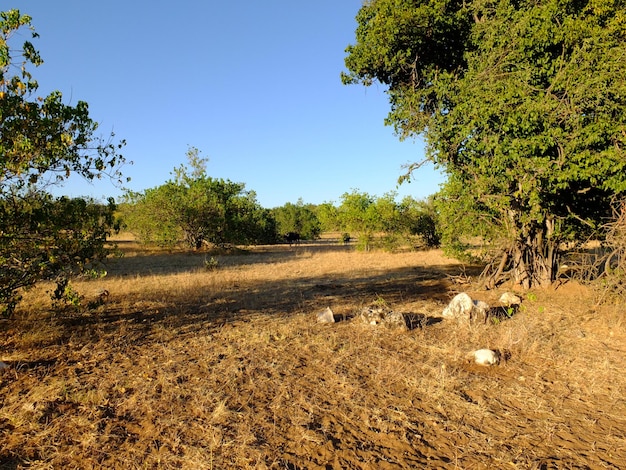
484,249 -> 510,290
511,217 -> 559,288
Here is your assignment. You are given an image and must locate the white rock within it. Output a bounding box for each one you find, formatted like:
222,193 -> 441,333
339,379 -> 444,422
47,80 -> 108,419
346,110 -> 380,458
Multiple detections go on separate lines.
499,292 -> 522,306
469,349 -> 501,366
443,293 -> 492,323
0,361 -> 8,370
316,307 -> 335,324
442,293 -> 474,319
473,300 -> 490,314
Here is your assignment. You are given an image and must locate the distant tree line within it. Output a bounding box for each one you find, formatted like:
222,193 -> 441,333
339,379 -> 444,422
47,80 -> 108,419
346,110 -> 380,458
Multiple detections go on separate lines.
119,149 -> 440,252
317,191 -> 440,252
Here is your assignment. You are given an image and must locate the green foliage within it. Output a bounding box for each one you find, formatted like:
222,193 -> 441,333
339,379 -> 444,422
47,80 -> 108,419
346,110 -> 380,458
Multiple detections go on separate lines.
434,174 -> 503,262
335,190 -> 438,251
315,202 -> 340,232
122,148 -> 278,249
398,195 -> 441,248
203,256 -> 220,271
0,195 -> 119,316
337,190 -> 379,251
271,199 -> 321,240
0,11 -> 126,193
342,0 -> 472,139
52,278 -> 83,310
0,10 -> 126,316
344,0 -> 626,287
375,192 -> 407,251
119,188 -> 183,247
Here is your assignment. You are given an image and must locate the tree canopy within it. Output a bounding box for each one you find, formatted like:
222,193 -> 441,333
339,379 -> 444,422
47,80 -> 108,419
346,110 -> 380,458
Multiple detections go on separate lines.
344,0 -> 626,287
271,199 -> 321,241
0,10 -> 126,316
0,10 -> 126,193
121,148 -> 277,249
335,190 -> 439,251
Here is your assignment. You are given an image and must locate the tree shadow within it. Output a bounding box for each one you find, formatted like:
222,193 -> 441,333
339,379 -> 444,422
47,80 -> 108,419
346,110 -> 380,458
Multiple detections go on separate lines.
54,262 -> 461,346
107,244 -> 368,278
7,246 -> 483,352
104,241 -> 436,277
403,313 -> 444,330
0,455 -> 24,470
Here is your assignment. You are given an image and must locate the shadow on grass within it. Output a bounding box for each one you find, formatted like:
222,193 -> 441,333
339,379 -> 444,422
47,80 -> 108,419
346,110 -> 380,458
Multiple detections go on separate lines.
104,249 -> 301,276
47,262 -> 470,346
403,313 -> 444,330
7,246 -> 483,353
0,455 -> 24,470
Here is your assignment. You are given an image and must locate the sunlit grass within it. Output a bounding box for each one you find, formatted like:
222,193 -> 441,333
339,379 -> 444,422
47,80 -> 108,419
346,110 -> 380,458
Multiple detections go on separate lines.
1,237 -> 625,468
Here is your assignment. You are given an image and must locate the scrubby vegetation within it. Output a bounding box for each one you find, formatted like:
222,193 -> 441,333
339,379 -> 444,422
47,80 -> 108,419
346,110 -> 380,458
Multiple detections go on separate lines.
119,148 -> 277,250
119,161 -> 441,255
2,4 -> 626,467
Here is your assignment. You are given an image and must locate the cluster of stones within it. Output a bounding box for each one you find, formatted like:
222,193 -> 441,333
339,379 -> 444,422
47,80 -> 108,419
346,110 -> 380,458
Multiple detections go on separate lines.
316,305 -> 408,331
317,291 -> 522,367
443,291 -> 521,366
442,292 -> 521,323
356,305 -> 407,331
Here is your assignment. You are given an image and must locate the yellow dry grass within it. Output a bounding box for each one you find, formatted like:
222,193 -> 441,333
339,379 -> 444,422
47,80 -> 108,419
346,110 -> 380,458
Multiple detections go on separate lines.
1,237 -> 625,469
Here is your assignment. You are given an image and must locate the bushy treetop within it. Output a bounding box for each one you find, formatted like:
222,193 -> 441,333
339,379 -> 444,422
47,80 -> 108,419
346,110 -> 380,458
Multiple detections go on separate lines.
344,0 -> 626,287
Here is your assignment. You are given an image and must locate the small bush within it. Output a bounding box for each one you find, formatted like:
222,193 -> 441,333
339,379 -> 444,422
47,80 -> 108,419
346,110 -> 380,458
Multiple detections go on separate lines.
204,256 -> 220,271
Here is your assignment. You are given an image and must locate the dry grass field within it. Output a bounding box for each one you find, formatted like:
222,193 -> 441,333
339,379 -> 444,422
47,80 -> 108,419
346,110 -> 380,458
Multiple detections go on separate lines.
1,235 -> 625,469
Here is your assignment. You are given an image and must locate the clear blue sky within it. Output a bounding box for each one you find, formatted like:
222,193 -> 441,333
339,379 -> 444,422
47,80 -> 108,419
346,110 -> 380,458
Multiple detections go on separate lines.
16,0 -> 445,208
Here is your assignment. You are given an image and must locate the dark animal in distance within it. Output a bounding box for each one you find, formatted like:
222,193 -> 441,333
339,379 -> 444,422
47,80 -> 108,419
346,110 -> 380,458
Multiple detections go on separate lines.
284,232 -> 300,246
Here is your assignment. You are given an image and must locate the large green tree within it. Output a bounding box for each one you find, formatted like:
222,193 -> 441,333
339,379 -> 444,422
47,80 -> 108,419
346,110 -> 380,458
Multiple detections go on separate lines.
0,10 -> 126,316
343,0 -> 626,287
271,199 -> 321,241
122,148 -> 277,248
398,195 -> 441,248
337,190 -> 380,251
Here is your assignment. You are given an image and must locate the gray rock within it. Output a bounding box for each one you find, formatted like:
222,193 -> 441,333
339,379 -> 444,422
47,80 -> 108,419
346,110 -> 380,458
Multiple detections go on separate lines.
358,306 -> 407,331
442,293 -> 474,319
471,300 -> 491,323
382,310 -> 408,331
443,293 -> 491,323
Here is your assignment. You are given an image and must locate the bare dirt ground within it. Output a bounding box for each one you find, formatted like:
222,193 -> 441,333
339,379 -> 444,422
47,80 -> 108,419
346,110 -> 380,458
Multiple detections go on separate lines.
1,237 -> 625,469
